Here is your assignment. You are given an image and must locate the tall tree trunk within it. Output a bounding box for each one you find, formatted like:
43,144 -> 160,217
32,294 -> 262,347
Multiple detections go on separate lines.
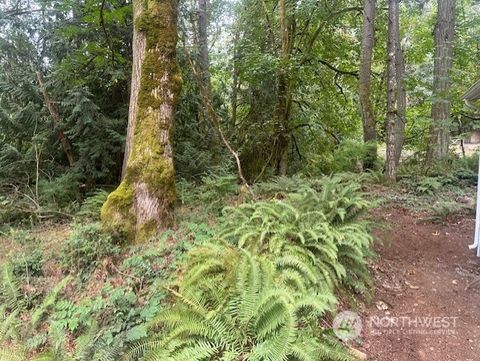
121,0 -> 147,179
275,0 -> 293,176
102,0 -> 181,243
385,0 -> 399,182
426,0 -> 455,164
196,0 -> 217,149
197,0 -> 211,94
394,20 -> 406,166
359,0 -> 377,169
36,71 -> 76,167
231,30 -> 240,127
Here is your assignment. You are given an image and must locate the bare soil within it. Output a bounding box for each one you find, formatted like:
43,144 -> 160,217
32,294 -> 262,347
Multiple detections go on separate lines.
357,206 -> 480,361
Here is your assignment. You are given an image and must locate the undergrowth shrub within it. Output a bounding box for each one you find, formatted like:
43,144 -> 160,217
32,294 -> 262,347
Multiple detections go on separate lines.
331,140 -> 379,173
60,223 -> 120,273
76,189 -> 109,221
4,228 -> 36,245
427,200 -> 471,222
398,152 -> 480,192
128,249 -> 353,361
38,173 -> 81,210
11,248 -> 44,279
130,176 -> 374,360
0,263 -> 25,314
0,194 -> 35,227
222,178 -> 373,294
177,172 -> 240,214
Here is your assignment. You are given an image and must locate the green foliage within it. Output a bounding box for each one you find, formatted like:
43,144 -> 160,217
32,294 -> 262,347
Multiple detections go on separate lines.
38,173 -> 81,210
34,321 -> 126,361
130,177 -> 373,360
427,200 -> 471,223
11,248 -> 44,279
76,189 -> 110,221
398,153 -> 480,195
60,223 -> 120,273
31,276 -> 72,329
4,228 -> 36,245
129,249 -> 353,361
0,347 -> 25,361
0,264 -> 24,312
329,140 -> 380,174
222,177 -> 373,293
413,176 -> 443,195
252,175 -> 311,197
177,172 -> 240,214
0,195 -> 34,226
0,305 -> 20,344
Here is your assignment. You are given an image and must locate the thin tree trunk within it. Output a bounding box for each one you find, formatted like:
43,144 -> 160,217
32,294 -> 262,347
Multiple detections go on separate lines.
102,0 -> 181,243
385,0 -> 399,182
231,30 -> 240,127
394,21 -> 406,167
197,0 -> 211,95
182,46 -> 251,192
36,71 -> 76,167
121,0 -> 147,179
275,0 -> 293,176
426,0 -> 455,164
359,0 -> 377,169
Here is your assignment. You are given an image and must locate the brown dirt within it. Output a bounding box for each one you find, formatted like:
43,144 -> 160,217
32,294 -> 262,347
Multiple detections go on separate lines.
357,206 -> 480,361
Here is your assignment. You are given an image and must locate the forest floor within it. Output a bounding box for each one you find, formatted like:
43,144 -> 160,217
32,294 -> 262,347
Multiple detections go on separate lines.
355,205 -> 480,361
2,179 -> 479,360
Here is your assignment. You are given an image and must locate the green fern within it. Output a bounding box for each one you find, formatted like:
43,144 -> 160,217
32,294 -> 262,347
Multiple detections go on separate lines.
221,183 -> 373,294
0,263 -> 24,312
31,276 -> 72,328
127,250 -> 352,361
76,190 -> 109,220
0,306 -> 19,344
126,178 -> 373,360
0,346 -> 25,361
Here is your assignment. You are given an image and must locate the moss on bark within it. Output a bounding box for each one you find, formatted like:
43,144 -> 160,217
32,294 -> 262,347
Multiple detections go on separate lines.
101,0 -> 181,243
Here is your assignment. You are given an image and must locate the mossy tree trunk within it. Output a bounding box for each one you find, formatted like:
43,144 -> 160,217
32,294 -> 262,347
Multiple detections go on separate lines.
102,0 -> 181,243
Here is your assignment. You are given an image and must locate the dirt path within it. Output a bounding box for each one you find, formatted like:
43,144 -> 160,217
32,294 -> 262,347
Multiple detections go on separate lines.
358,206 -> 480,361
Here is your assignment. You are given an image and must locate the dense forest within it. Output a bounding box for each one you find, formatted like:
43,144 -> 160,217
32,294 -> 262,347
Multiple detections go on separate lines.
1,0 -> 480,360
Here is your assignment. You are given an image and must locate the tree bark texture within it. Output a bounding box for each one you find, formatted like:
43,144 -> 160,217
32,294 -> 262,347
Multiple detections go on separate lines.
231,30 -> 240,127
121,0 -> 147,179
197,0 -> 211,95
102,0 -> 181,243
426,0 -> 455,163
275,0 -> 293,175
394,17 -> 406,167
359,0 -> 377,169
385,0 -> 400,182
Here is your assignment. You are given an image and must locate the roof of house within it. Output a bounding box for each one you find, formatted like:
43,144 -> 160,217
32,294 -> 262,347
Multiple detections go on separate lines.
463,78 -> 480,100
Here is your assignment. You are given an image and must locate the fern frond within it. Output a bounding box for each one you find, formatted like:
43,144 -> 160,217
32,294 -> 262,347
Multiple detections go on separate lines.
31,276 -> 72,328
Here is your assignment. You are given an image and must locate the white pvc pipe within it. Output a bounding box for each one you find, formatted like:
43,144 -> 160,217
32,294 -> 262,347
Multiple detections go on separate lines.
469,153 -> 480,256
